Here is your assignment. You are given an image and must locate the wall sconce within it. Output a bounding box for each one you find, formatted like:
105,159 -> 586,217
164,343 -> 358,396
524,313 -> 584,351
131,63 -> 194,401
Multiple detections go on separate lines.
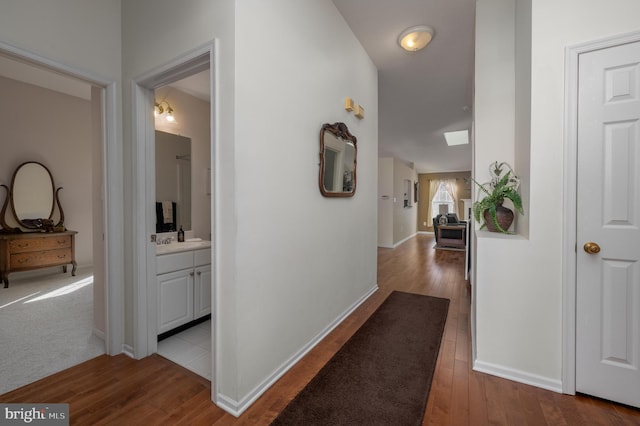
344,97 -> 365,119
154,100 -> 175,122
344,97 -> 354,112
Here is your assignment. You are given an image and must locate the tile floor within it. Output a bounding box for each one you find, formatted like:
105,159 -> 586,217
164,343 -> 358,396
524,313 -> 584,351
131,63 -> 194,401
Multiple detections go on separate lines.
157,320 -> 212,380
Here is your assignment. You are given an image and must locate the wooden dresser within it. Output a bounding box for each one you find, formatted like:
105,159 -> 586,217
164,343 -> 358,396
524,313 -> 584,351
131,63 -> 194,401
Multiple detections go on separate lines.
0,231 -> 77,288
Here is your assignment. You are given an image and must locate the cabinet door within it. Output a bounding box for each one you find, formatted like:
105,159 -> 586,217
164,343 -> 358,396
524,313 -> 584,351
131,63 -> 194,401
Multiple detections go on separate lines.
158,269 -> 194,334
194,265 -> 212,319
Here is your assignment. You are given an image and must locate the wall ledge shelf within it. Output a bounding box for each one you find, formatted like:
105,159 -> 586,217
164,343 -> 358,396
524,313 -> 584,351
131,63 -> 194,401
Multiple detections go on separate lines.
474,229 -> 528,241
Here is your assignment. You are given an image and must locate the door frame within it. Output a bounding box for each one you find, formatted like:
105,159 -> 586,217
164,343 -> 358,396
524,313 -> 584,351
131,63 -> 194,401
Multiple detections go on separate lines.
0,40 -> 124,355
562,29 -> 640,394
131,41 -> 217,364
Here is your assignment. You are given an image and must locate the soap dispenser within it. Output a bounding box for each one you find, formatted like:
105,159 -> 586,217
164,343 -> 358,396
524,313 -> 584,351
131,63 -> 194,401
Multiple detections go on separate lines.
178,226 -> 185,242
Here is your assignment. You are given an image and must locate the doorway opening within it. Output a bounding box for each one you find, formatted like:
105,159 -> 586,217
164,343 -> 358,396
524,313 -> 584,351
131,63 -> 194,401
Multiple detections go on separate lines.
0,43 -> 118,393
132,43 -> 216,387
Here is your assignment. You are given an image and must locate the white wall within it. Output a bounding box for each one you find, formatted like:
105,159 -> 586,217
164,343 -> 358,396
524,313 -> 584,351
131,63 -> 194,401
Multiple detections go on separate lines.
378,157 -> 393,247
0,0 -> 121,80
392,158 -> 418,244
514,0 -> 531,238
233,0 -> 378,406
474,0 -> 640,390
377,157 -> 418,247
121,0 -> 236,353
121,0 -> 377,413
0,77 -> 93,266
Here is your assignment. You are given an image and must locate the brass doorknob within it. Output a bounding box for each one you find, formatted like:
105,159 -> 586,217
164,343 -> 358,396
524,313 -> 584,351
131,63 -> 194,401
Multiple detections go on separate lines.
583,242 -> 601,254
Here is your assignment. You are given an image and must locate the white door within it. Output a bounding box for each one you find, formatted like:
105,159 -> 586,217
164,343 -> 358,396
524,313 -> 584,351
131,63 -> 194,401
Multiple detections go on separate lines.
576,40 -> 640,408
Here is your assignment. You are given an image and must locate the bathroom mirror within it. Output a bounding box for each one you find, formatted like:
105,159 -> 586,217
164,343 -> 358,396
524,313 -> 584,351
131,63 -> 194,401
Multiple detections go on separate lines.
0,161 -> 65,231
155,130 -> 192,232
319,122 -> 357,197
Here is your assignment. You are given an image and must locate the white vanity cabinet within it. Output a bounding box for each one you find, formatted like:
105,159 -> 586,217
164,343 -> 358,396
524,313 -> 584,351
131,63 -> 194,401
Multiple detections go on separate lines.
194,265 -> 212,319
157,247 -> 212,334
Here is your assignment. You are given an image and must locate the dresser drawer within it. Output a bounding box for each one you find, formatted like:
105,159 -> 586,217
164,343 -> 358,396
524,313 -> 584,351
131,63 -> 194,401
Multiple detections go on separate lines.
10,248 -> 72,269
9,235 -> 71,253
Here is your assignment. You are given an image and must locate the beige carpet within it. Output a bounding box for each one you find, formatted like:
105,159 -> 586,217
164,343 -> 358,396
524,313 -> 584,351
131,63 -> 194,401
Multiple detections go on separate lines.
0,267 -> 105,395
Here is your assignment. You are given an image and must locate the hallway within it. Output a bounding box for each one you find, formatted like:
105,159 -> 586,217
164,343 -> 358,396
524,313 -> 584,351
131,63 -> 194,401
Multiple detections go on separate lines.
1,235 -> 638,424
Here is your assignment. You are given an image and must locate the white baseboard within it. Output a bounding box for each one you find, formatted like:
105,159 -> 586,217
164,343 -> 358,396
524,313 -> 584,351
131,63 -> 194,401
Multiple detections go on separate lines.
121,344 -> 135,359
473,359 -> 563,393
215,284 -> 379,417
392,233 -> 417,248
379,232 -> 433,248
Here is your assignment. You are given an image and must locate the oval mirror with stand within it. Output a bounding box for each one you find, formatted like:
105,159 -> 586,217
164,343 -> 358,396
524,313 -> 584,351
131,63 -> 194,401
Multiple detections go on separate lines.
319,122 -> 357,197
0,161 -> 76,288
2,161 -> 66,231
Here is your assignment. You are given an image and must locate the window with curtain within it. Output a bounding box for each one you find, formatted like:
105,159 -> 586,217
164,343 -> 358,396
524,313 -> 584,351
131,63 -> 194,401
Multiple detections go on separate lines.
431,182 -> 454,215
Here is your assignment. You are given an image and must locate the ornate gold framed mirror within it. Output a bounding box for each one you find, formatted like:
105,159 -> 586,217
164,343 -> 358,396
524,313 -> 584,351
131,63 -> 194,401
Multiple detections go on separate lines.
319,122 -> 357,197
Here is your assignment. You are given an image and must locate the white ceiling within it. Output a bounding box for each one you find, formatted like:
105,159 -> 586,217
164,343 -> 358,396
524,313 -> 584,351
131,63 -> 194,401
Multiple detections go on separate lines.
167,70 -> 210,102
332,0 -> 475,173
0,1 -> 475,174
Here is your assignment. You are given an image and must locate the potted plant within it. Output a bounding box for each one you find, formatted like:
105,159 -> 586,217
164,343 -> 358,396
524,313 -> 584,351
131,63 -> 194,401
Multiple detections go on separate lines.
472,162 -> 523,233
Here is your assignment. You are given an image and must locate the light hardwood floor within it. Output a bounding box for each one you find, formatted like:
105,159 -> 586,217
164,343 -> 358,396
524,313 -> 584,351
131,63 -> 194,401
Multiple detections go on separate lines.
1,234 -> 639,425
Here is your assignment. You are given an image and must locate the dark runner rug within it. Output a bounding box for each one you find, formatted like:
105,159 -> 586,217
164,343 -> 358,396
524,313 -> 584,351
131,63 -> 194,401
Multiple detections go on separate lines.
270,291 -> 450,426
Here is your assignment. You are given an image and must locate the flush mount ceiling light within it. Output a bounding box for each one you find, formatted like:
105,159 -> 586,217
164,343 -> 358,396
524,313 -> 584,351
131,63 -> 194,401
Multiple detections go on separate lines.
444,130 -> 469,146
398,25 -> 434,52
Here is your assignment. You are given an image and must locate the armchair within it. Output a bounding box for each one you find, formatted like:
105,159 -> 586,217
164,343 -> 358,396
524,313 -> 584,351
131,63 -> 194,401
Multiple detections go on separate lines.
433,213 -> 467,243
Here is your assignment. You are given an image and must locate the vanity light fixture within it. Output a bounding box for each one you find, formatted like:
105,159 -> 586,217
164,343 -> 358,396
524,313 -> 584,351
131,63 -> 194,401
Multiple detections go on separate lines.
398,25 -> 434,52
154,100 -> 176,122
165,105 -> 175,122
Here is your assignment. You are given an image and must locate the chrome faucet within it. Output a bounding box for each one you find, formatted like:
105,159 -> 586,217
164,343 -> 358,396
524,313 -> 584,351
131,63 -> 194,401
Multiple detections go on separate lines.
157,236 -> 175,245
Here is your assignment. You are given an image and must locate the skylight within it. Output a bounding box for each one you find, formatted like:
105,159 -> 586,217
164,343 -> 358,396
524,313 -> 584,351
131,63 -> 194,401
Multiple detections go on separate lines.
444,130 -> 469,146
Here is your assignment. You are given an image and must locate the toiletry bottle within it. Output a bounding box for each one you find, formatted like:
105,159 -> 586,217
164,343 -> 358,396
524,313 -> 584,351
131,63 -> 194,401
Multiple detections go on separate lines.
178,226 -> 185,242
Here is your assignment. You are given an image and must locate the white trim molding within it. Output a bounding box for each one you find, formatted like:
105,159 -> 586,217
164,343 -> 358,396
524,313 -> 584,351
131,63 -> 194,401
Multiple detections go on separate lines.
121,344 -> 135,359
215,285 -> 378,417
562,29 -> 640,396
378,232 -> 419,249
393,233 -> 417,248
474,360 -> 562,394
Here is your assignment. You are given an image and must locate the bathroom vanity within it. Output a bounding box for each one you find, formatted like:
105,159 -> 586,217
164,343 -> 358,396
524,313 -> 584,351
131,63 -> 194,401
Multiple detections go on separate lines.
156,241 -> 212,335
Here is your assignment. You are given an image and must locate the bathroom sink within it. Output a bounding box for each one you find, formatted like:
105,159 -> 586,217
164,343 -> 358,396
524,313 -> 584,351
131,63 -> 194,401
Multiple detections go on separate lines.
156,240 -> 211,255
